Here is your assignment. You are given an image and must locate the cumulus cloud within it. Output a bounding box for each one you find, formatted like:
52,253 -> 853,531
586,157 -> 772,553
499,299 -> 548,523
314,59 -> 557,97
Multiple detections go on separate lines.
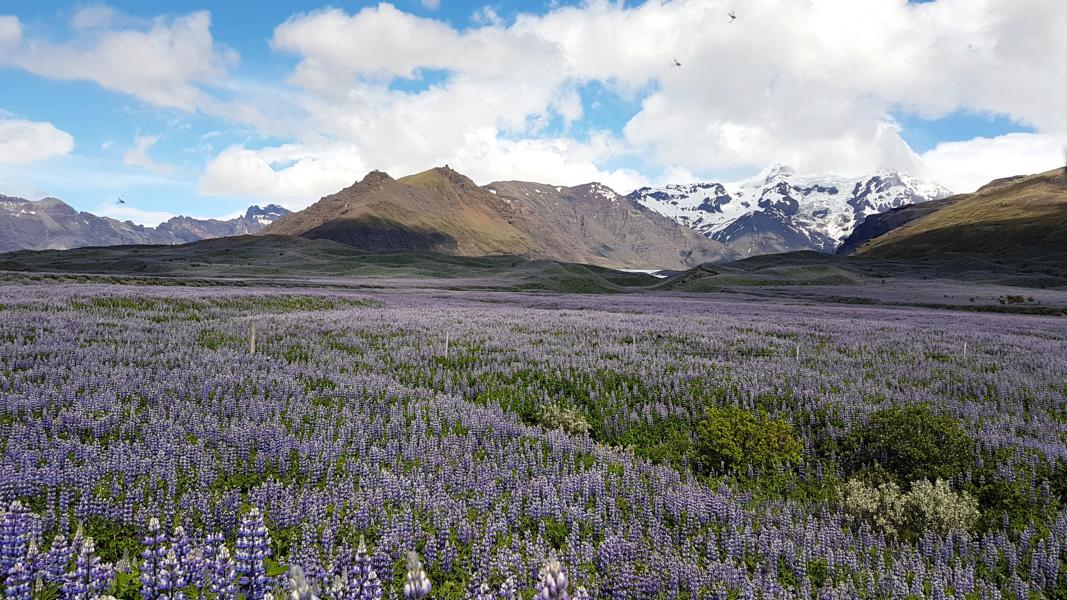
248,0 -> 1063,198
919,133 -> 1065,193
0,11 -> 236,111
95,203 -> 178,227
123,135 -> 173,175
197,143 -> 367,208
0,15 -> 21,47
0,118 -> 75,165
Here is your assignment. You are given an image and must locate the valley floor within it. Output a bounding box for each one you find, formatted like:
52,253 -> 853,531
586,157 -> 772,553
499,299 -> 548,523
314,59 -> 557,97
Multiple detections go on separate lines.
0,281 -> 1065,598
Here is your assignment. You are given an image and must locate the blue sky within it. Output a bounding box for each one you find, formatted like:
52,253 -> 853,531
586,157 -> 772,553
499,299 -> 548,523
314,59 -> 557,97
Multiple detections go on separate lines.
0,0 -> 1063,224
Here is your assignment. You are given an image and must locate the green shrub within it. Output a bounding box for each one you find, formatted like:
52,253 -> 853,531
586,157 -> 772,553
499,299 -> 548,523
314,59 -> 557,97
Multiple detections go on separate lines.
843,404 -> 975,486
693,406 -> 803,474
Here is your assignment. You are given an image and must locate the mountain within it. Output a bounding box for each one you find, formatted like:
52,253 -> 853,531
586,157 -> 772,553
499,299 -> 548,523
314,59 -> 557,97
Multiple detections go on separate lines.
156,205 -> 291,243
262,166 -> 729,270
628,165 -> 951,257
0,195 -> 289,252
851,168 -> 1067,263
836,196 -> 962,256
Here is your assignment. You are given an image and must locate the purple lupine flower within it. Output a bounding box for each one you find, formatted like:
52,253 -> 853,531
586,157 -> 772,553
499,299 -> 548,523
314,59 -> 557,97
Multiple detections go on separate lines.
347,537 -> 381,600
402,551 -> 431,600
288,564 -> 320,600
210,544 -> 237,600
41,533 -> 73,584
157,549 -> 186,600
62,537 -> 112,600
573,587 -> 592,600
172,526 -> 197,588
142,517 -> 168,599
499,576 -> 518,600
236,508 -> 272,600
536,559 -> 570,600
0,501 -> 32,576
474,582 -> 495,600
5,559 -> 31,600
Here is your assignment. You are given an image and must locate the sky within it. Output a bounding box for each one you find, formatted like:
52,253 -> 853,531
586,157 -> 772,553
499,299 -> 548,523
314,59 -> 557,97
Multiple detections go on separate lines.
0,0 -> 1064,225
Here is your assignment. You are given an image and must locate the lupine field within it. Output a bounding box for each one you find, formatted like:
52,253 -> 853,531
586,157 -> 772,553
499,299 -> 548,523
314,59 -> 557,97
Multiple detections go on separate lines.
1,282 -> 1066,599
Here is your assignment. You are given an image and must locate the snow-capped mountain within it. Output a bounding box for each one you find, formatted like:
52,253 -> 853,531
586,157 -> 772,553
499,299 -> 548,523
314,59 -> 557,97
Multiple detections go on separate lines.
627,166 -> 951,257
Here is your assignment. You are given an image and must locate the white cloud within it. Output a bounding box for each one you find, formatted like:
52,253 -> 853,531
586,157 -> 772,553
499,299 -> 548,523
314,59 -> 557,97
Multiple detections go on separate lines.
471,6 -> 503,27
0,118 -> 75,165
11,0 -> 1048,209
919,133 -> 1065,193
95,203 -> 178,227
70,5 -> 119,30
1,11 -> 236,111
0,15 -> 21,47
256,0 -> 1064,197
449,128 -> 648,192
421,0 -> 441,10
123,135 -> 173,174
197,143 -> 367,208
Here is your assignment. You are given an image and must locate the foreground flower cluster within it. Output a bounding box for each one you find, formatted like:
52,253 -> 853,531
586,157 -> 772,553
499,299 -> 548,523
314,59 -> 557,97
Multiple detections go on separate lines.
0,283 -> 1064,598
0,500 -> 589,600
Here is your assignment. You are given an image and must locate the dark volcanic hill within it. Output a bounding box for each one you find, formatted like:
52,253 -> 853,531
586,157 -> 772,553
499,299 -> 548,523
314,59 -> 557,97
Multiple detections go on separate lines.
851,168 -> 1067,263
0,195 -> 289,252
836,196 -> 963,256
263,166 -> 730,269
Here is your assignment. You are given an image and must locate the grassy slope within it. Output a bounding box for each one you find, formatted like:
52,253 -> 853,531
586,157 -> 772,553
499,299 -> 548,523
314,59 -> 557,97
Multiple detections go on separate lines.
855,168 -> 1067,263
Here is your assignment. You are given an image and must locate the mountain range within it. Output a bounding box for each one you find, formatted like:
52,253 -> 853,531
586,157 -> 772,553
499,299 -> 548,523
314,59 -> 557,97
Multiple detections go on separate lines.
629,165 -> 951,256
1,167 -> 1062,290
262,166 -> 729,270
0,196 -> 289,252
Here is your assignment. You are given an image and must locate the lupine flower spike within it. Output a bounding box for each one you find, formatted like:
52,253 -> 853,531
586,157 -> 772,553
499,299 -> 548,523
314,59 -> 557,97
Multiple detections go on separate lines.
288,565 -> 319,600
536,559 -> 570,600
402,551 -> 431,600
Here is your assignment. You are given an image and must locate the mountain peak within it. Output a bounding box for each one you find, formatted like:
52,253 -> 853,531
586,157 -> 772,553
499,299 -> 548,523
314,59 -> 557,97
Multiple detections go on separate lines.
399,165 -> 478,190
759,164 -> 797,183
360,170 -> 394,186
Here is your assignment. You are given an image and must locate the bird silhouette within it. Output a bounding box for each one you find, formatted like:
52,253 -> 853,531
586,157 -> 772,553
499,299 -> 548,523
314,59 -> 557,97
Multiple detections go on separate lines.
728,11 -> 737,22
116,197 -> 126,205
672,59 -> 682,67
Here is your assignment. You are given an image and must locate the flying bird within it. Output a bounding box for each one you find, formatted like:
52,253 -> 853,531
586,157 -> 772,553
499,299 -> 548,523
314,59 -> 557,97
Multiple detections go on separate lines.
672,59 -> 682,67
728,11 -> 737,22
115,197 -> 126,205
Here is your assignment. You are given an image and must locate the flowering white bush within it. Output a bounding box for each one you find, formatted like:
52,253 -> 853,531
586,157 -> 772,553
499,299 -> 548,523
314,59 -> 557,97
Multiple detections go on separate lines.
841,479 -> 906,536
538,404 -> 591,436
842,478 -> 979,537
905,478 -> 981,534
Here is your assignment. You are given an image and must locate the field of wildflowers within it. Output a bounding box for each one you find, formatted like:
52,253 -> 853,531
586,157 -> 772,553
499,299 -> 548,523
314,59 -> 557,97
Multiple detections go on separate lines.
0,283 -> 1065,599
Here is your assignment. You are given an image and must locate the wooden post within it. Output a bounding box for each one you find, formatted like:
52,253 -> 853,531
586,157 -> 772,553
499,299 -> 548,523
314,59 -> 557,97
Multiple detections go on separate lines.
444,332 -> 450,357
250,323 -> 256,355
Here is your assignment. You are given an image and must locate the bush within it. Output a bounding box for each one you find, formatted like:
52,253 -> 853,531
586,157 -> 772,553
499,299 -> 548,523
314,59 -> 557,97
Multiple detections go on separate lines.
841,478 -> 906,536
537,404 -> 591,436
841,477 -> 980,538
694,406 -> 803,474
843,404 -> 975,486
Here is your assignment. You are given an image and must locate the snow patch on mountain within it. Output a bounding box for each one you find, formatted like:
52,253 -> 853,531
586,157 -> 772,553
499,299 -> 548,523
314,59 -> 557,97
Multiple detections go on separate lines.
627,166 -> 950,255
